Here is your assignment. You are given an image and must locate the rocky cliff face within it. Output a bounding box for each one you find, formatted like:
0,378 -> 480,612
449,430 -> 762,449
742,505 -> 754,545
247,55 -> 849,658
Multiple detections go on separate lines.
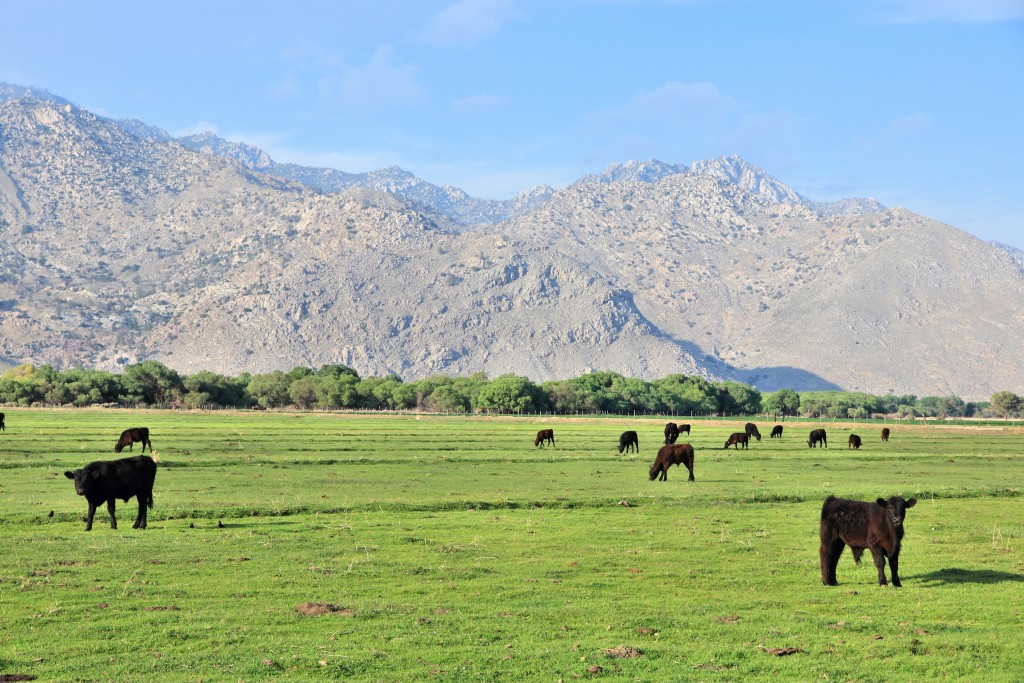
0,93 -> 1021,399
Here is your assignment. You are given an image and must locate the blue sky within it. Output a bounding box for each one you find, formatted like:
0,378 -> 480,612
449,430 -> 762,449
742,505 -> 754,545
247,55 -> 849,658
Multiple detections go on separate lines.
2,0 -> 1023,248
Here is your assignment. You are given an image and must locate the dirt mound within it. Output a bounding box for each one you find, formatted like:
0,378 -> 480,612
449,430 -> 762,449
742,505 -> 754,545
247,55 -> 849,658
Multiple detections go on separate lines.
604,646 -> 642,658
294,602 -> 356,617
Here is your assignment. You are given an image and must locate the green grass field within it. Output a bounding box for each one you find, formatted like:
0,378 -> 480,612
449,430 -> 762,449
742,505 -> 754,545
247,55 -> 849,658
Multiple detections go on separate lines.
1,409 -> 1022,682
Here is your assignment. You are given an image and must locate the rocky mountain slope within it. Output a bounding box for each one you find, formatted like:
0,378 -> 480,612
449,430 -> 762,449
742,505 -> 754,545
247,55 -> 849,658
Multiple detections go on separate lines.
0,90 -> 1022,399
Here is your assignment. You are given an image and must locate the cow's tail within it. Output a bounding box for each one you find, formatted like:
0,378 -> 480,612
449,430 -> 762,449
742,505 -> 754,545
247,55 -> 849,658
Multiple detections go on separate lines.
147,492 -> 154,509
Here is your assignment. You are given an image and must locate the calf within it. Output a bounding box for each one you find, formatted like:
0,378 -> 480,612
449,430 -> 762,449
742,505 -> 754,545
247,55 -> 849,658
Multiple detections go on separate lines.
770,425 -> 783,438
649,444 -> 695,481
64,456 -> 157,531
115,427 -> 152,453
723,432 -> 749,450
848,434 -> 862,450
664,422 -> 680,445
618,430 -> 639,454
808,428 -> 827,448
744,422 -> 761,441
534,429 -> 555,448
881,427 -> 890,442
819,495 -> 917,587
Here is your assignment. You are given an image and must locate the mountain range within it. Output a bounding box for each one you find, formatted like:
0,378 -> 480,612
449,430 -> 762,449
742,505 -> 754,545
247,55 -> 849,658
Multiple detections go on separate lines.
1,83 -> 1022,400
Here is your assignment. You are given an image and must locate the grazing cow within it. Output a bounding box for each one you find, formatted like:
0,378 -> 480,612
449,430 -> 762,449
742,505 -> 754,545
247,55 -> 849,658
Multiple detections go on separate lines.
649,443 -> 695,481
534,429 -> 555,448
819,495 -> 917,587
848,434 -> 862,450
679,423 -> 691,436
881,428 -> 890,442
115,427 -> 152,454
664,422 -> 680,445
723,432 -> 749,450
808,428 -> 828,448
64,456 -> 157,531
0,412 -> 5,431
770,425 -> 783,438
744,422 -> 762,441
618,430 -> 639,454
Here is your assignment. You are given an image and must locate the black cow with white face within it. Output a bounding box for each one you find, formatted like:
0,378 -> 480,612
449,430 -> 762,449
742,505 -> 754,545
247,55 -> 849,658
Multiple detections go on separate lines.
64,456 -> 157,531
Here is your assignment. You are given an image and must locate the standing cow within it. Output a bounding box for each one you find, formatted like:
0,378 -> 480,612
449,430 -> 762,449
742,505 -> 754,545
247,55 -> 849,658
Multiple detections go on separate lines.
744,422 -> 761,441
0,412 -> 5,431
534,429 -> 555,448
64,456 -> 157,531
724,432 -> 749,450
664,422 -> 680,445
808,429 -> 828,448
848,434 -> 862,450
618,430 -> 639,454
679,424 -> 691,436
649,444 -> 695,481
819,495 -> 917,587
115,427 -> 152,453
881,428 -> 890,442
770,425 -> 783,438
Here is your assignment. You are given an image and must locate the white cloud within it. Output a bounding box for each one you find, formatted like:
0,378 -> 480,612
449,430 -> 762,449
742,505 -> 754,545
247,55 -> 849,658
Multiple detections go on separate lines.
875,0 -> 1024,23
317,45 -> 425,109
451,93 -> 510,113
591,81 -> 739,126
421,0 -> 519,47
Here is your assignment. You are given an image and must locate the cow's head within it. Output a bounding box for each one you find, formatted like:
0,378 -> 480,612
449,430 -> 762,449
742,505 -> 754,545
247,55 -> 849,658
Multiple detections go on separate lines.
876,496 -> 917,527
64,468 -> 100,496
648,464 -> 660,481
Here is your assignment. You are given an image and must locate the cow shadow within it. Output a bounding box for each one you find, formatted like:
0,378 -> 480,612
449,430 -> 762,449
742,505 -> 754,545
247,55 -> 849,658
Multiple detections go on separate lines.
913,568 -> 1024,585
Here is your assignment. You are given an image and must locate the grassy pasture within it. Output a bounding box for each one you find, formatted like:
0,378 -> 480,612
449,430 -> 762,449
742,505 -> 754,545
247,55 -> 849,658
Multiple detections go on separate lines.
0,409 -> 1022,682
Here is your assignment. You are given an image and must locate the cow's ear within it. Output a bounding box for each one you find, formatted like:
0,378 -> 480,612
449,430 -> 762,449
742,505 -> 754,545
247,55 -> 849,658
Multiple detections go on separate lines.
876,498 -> 888,507
91,470 -> 101,479
64,471 -> 74,479
905,498 -> 917,508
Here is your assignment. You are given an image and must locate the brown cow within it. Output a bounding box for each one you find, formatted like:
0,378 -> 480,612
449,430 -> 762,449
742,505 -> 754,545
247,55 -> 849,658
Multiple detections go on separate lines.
808,428 -> 827,448
744,422 -> 761,441
723,432 -> 748,450
534,429 -> 555,448
819,495 -> 917,587
848,434 -> 862,450
770,425 -> 783,438
881,427 -> 890,442
115,427 -> 152,454
649,444 -> 695,481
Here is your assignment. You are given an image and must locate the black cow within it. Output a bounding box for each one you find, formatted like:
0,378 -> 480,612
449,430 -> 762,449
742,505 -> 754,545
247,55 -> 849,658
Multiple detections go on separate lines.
115,427 -> 152,453
664,422 -> 680,445
881,428 -> 890,442
534,429 -> 555,448
808,428 -> 827,448
819,495 -> 917,587
618,430 -> 639,454
679,423 -> 691,436
0,412 -> 5,431
848,434 -> 862,450
744,422 -> 761,441
724,432 -> 749,450
649,444 -> 695,481
64,456 -> 157,531
770,425 -> 783,438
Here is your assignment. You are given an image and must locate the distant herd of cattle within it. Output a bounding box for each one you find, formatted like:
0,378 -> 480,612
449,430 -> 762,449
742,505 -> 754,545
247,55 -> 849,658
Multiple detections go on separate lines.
534,420 -> 912,586
0,411 -> 910,587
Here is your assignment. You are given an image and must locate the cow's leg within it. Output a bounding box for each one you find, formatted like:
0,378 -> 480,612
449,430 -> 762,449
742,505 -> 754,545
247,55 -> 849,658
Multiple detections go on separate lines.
889,552 -> 902,588
686,464 -> 694,481
133,495 -> 146,529
869,546 -> 888,585
659,466 -> 667,481
107,499 -> 117,530
85,502 -> 97,531
822,538 -> 844,585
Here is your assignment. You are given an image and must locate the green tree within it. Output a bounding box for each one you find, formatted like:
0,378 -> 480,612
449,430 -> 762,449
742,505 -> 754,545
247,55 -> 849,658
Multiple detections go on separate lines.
990,391 -> 1022,418
763,389 -> 800,417
247,371 -> 292,408
474,374 -> 546,413
119,361 -> 183,406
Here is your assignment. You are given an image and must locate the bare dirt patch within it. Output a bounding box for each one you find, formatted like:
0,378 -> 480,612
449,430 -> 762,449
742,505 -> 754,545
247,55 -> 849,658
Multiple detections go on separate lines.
604,646 -> 643,658
0,675 -> 38,682
294,602 -> 356,617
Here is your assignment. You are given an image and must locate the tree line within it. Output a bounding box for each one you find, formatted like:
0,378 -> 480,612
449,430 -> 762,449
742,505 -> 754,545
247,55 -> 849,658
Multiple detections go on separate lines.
0,361 -> 1018,418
